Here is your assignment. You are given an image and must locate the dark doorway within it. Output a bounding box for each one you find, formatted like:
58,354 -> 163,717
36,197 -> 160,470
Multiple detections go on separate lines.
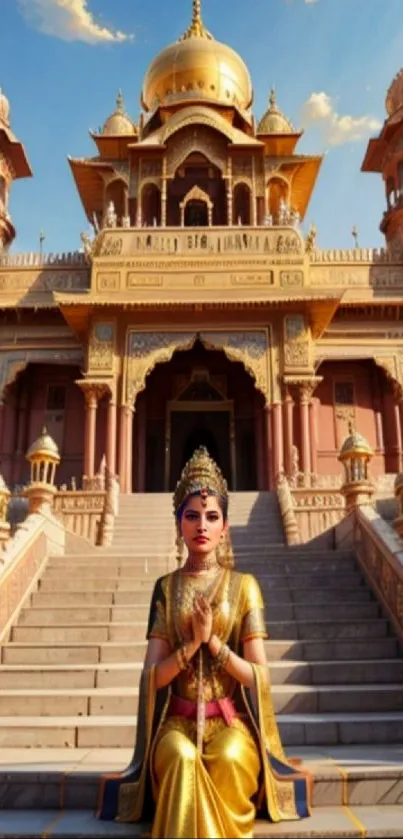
185,201 -> 208,227
169,410 -> 231,490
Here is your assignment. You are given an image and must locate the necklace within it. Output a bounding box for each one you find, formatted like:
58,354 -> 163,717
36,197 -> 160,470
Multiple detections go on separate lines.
182,553 -> 219,573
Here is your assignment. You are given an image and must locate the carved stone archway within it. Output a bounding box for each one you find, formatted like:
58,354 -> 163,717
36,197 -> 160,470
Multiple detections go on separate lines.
180,185 -> 213,227
126,330 -> 270,408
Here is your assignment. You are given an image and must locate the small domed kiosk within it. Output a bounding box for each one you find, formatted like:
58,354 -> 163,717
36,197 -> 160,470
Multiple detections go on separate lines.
339,429 -> 374,513
25,427 -> 60,514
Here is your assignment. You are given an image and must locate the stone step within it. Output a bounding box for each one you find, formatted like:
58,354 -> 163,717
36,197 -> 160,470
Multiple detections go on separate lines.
37,570 -> 366,593
3,637 -> 399,665
11,618 -> 391,644
42,560 -> 359,580
1,659 -> 402,689
1,683 -> 402,717
30,586 -> 373,608
17,601 -> 381,627
2,712 -> 403,748
3,806 -> 403,837
1,744 -> 403,811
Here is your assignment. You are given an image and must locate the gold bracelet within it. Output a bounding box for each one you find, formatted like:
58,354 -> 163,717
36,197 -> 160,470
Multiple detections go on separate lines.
215,643 -> 231,669
176,646 -> 187,672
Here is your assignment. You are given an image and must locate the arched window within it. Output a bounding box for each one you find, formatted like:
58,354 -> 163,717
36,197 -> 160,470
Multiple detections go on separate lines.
141,184 -> 161,227
267,177 -> 289,223
233,183 -> 251,226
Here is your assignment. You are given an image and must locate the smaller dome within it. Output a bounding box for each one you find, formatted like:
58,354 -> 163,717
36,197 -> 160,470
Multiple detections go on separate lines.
26,427 -> 60,462
102,91 -> 136,136
257,88 -> 295,135
339,430 -> 373,461
0,87 -> 10,127
386,69 -> 403,117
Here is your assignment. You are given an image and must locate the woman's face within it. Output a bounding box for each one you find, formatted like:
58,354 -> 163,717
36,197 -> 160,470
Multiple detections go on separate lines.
180,494 -> 227,556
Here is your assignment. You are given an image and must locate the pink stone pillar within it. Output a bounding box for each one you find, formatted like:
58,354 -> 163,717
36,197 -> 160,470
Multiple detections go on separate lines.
106,395 -> 117,476
309,398 -> 318,475
126,406 -> 134,494
254,403 -> 265,491
264,406 -> 274,490
84,392 -> 98,479
283,394 -> 294,477
299,392 -> 311,477
271,402 -> 284,483
137,399 -> 146,492
119,405 -> 129,493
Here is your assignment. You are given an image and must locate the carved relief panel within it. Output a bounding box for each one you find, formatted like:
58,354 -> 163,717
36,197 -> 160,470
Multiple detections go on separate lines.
88,322 -> 116,374
283,315 -> 311,370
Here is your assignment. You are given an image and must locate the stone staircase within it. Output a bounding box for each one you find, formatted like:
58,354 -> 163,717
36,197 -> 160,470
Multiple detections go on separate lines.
0,491 -> 403,837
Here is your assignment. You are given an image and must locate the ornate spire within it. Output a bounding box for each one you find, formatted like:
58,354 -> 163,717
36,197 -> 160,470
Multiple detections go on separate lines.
116,90 -> 124,114
180,0 -> 213,41
269,87 -> 277,110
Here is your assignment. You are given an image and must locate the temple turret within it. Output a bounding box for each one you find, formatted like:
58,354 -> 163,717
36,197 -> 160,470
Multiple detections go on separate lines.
362,68 -> 403,258
0,87 -> 32,252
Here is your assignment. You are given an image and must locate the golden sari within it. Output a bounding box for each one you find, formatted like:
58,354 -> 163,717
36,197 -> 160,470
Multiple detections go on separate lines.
98,569 -> 311,838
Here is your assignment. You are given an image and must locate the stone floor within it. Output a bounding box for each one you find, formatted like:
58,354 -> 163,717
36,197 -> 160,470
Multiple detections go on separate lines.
1,806 -> 403,838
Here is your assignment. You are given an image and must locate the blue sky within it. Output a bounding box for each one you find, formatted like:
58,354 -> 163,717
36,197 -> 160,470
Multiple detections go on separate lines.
1,0 -> 403,254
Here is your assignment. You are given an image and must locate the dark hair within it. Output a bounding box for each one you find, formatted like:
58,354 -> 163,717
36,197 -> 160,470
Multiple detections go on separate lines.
176,491 -> 229,524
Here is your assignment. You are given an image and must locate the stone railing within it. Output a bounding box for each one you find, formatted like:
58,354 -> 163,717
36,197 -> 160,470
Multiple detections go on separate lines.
354,506 -> 403,642
310,247 -> 391,264
52,474 -> 119,546
277,473 -> 345,545
0,512 -> 65,642
0,251 -> 86,267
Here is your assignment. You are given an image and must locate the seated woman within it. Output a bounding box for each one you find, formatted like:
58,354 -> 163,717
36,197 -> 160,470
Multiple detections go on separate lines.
98,447 -> 311,839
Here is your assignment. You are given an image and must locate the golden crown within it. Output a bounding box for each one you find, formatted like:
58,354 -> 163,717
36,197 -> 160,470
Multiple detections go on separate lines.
173,446 -> 228,515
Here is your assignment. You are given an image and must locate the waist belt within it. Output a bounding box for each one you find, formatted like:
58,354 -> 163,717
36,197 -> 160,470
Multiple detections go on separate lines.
167,694 -> 237,727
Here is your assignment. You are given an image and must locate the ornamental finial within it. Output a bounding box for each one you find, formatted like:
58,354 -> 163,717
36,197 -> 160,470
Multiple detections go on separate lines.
269,87 -> 277,109
180,0 -> 213,40
116,90 -> 124,113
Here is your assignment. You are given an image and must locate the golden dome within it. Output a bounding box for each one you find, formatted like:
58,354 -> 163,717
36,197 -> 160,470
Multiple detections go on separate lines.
257,89 -> 294,135
141,0 -> 253,113
26,427 -> 60,463
102,91 -> 137,136
339,430 -> 373,461
0,87 -> 10,127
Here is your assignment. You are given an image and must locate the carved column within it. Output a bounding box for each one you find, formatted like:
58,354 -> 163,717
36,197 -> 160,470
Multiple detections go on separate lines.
137,397 -> 146,492
264,406 -> 274,490
230,414 -> 237,491
226,158 -> 233,226
271,402 -> 284,483
385,385 -> 402,472
254,401 -> 265,490
84,391 -> 98,479
119,403 -> 134,493
76,382 -> 106,481
309,397 -> 319,474
251,157 -> 257,225
106,391 -> 117,476
299,387 -> 311,477
283,391 -> 294,477
161,159 -> 168,227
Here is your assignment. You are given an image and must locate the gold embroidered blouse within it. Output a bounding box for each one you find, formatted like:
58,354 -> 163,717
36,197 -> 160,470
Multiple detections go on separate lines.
147,569 -> 268,703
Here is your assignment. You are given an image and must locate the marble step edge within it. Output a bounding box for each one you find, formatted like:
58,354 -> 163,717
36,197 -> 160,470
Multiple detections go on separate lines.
2,683 -> 403,697
19,600 -> 378,614
2,658 -> 400,672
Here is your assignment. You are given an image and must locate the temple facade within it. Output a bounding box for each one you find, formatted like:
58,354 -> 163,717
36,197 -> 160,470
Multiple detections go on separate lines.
1,1 -> 403,494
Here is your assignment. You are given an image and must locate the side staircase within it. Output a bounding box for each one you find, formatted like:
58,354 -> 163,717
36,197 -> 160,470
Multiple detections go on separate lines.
0,492 -> 403,837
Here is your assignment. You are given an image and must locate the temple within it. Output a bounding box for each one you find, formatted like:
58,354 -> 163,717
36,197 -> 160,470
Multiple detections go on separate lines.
1,0 -> 403,495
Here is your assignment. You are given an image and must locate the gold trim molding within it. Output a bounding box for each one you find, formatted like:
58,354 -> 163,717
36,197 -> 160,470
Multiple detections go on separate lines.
125,329 -> 271,406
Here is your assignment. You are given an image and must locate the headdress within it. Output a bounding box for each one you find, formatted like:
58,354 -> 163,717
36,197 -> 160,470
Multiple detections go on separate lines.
173,446 -> 233,568
174,446 -> 228,514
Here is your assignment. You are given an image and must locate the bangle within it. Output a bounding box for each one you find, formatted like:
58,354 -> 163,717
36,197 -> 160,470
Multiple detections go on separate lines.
215,643 -> 231,669
176,645 -> 189,672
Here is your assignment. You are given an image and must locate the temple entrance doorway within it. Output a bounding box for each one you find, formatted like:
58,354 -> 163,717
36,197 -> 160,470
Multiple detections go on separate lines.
139,341 -> 263,493
168,406 -> 232,491
184,200 -> 208,227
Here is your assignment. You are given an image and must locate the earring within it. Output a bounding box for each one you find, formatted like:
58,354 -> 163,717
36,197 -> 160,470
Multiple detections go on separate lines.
176,531 -> 185,565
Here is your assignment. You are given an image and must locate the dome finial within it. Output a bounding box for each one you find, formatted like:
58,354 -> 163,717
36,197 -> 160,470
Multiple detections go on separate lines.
180,0 -> 213,40
116,90 -> 124,113
269,87 -> 277,109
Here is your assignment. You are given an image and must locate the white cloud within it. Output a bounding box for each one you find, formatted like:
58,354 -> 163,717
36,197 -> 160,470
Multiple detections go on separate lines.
301,91 -> 381,145
18,0 -> 132,44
